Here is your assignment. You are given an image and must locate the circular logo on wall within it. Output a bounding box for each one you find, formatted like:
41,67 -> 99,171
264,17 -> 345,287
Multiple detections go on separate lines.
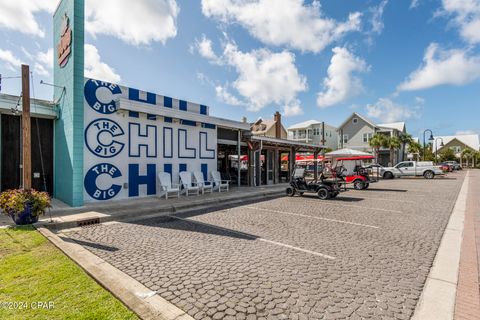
84,79 -> 122,114
84,163 -> 122,200
85,118 -> 125,158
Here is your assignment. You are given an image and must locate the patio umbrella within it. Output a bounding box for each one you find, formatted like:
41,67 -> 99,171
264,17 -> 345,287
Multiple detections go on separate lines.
325,148 -> 373,158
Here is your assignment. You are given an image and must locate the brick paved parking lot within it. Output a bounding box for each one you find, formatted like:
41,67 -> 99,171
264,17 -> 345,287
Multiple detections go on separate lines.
66,173 -> 465,320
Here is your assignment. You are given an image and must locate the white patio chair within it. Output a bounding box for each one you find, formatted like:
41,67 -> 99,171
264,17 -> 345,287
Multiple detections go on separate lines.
179,171 -> 200,196
193,171 -> 213,194
211,171 -> 230,192
157,172 -> 180,199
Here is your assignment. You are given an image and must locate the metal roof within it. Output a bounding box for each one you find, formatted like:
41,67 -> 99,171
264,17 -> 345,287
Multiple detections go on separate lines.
0,93 -> 57,119
250,135 -> 325,150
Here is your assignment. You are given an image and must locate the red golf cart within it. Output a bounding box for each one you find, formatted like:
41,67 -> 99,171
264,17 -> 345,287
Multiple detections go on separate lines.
333,155 -> 379,190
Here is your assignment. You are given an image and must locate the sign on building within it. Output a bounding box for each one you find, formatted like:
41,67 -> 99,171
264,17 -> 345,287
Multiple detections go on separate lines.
83,78 -> 217,202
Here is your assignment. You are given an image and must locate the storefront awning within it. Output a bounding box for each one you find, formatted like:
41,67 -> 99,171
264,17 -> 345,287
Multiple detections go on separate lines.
0,94 -> 58,119
250,135 -> 325,151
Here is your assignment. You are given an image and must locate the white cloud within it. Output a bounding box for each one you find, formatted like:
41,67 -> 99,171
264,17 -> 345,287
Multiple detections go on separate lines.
201,0 -> 361,53
415,96 -> 425,105
370,0 -> 388,35
222,42 -> 307,114
442,0 -> 480,44
37,48 -> 53,69
410,0 -> 419,9
33,63 -> 49,76
456,129 -> 478,135
196,37 -> 307,115
316,47 -> 368,108
85,0 -> 179,45
0,0 -> 57,37
215,84 -> 243,106
194,35 -> 222,64
366,98 -> 421,123
398,43 -> 480,91
84,44 -> 121,83
0,49 -> 23,71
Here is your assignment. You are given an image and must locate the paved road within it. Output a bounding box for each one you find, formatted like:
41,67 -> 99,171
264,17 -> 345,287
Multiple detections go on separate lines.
66,172 -> 464,320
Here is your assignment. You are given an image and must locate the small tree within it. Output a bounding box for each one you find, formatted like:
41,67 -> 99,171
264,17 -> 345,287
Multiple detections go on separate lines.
407,141 -> 421,161
420,142 -> 435,161
369,134 -> 386,163
461,148 -> 474,167
438,148 -> 456,162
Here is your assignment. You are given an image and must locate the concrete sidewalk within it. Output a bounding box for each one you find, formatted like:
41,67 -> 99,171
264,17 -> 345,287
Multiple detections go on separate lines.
1,184 -> 287,229
454,169 -> 480,320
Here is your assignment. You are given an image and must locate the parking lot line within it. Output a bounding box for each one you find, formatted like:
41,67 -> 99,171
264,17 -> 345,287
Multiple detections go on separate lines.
172,216 -> 336,260
243,206 -> 380,229
340,196 -> 417,204
298,198 -> 403,213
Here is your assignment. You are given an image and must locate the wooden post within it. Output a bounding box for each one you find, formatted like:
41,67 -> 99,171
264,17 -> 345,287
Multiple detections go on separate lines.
21,64 -> 31,190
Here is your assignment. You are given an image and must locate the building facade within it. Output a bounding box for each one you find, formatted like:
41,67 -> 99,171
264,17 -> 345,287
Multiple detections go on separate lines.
337,113 -> 408,166
287,120 -> 338,150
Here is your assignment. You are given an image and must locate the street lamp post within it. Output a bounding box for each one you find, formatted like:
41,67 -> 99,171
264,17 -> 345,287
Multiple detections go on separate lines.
423,129 -> 434,161
435,137 -> 444,164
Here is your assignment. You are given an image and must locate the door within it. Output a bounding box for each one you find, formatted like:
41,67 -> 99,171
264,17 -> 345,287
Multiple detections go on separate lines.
396,162 -> 414,176
267,150 -> 274,185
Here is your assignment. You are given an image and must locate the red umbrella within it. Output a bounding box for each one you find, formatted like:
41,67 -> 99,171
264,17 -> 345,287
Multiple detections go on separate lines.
281,154 -> 308,161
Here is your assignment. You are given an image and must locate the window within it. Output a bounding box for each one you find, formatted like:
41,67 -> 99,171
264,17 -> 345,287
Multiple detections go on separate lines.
451,146 -> 461,153
352,118 -> 358,124
363,132 -> 373,143
343,134 -> 349,144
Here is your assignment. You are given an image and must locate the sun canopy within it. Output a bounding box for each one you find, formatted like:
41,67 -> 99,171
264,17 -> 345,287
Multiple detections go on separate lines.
335,155 -> 374,161
325,148 -> 373,158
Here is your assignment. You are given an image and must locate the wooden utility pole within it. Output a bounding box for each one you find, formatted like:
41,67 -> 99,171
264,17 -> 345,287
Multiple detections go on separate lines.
21,64 -> 31,190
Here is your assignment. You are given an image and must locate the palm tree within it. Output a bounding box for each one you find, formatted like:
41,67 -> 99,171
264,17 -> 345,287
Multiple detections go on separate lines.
398,133 -> 413,161
369,134 -> 386,163
386,136 -> 401,166
461,148 -> 474,167
408,141 -> 422,161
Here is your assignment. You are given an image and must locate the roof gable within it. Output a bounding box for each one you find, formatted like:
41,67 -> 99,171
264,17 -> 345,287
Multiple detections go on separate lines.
338,112 -> 377,130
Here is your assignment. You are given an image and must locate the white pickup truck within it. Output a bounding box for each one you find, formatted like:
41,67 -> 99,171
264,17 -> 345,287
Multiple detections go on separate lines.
382,161 -> 444,179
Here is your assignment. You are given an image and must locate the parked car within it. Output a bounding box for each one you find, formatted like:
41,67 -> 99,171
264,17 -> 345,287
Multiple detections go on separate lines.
365,163 -> 385,176
382,161 -> 444,179
439,162 -> 454,172
444,160 -> 462,170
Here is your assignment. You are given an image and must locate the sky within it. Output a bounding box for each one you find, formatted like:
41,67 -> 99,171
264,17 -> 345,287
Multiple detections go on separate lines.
0,0 -> 479,139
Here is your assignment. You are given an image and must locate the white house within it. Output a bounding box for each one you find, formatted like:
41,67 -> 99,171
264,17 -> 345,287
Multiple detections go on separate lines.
287,120 -> 339,150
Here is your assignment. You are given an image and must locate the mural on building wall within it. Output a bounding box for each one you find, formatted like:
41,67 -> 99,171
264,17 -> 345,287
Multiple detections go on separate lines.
83,78 -> 217,202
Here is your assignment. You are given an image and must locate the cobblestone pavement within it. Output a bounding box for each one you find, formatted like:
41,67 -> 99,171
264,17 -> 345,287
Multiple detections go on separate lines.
66,172 -> 465,320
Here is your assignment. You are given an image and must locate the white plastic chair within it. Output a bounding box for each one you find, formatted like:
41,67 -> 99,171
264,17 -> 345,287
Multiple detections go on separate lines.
157,172 -> 180,199
211,171 -> 230,192
193,171 -> 213,194
179,171 -> 200,196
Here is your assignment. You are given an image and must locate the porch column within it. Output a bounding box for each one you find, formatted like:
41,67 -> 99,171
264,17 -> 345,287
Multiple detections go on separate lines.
313,150 -> 319,181
248,148 -> 254,186
274,148 -> 279,184
289,147 -> 296,182
237,130 -> 241,187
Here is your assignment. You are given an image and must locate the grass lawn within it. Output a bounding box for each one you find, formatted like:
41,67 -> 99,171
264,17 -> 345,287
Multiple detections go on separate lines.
0,226 -> 138,320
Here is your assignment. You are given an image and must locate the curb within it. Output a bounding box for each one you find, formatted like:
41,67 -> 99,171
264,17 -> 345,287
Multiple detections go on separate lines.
412,171 -> 470,320
36,226 -> 194,320
38,190 -> 283,231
